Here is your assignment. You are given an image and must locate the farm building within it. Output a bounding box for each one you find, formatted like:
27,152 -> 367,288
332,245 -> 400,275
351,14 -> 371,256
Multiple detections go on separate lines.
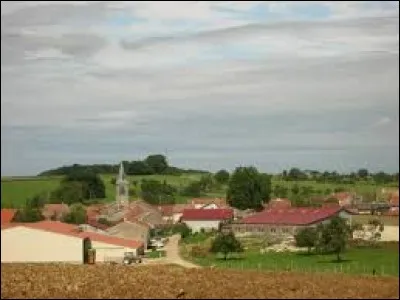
181,208 -> 233,233
106,220 -> 150,250
1,209 -> 16,226
1,221 -> 143,263
154,204 -> 195,223
189,198 -> 228,209
227,207 -> 353,237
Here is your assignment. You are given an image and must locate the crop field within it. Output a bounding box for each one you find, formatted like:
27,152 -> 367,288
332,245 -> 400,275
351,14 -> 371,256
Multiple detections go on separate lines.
1,264 -> 398,299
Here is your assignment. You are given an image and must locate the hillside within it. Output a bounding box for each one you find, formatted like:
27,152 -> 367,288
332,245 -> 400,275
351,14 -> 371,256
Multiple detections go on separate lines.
1,264 -> 398,299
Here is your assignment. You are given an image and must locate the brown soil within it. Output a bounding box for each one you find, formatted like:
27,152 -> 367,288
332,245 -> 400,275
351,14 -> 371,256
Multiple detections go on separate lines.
1,263 -> 398,299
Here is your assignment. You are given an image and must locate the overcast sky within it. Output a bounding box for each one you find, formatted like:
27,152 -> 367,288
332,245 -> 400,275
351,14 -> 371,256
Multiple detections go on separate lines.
1,1 -> 399,176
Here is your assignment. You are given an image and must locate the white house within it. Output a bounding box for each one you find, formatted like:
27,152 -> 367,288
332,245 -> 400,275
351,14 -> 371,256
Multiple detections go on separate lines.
181,208 -> 234,233
1,221 -> 143,263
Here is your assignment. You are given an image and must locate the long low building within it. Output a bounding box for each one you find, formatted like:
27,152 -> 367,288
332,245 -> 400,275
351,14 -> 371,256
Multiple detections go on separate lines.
1,221 -> 144,263
226,206 -> 353,237
181,208 -> 233,233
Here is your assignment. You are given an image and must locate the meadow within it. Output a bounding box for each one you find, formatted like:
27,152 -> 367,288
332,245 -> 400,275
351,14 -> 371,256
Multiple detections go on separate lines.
1,173 -> 397,208
181,239 -> 399,277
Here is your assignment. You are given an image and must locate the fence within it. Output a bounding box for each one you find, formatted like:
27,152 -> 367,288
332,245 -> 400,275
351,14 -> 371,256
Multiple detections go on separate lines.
218,260 -> 398,277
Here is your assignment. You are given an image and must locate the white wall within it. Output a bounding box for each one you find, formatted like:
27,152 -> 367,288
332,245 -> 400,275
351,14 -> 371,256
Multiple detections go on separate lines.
91,241 -> 137,262
184,220 -> 221,233
1,227 -> 139,264
1,227 -> 82,263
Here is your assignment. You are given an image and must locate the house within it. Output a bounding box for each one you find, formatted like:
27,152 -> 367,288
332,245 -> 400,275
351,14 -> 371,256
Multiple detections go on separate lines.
189,198 -> 228,209
328,192 -> 355,207
42,203 -> 70,221
181,208 -> 234,233
227,207 -> 353,237
264,198 -> 292,209
106,221 -> 150,249
1,221 -> 144,263
155,204 -> 195,223
1,209 -> 16,226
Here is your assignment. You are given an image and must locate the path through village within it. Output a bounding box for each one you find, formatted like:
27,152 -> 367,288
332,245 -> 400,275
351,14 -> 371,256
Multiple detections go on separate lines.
144,234 -> 200,269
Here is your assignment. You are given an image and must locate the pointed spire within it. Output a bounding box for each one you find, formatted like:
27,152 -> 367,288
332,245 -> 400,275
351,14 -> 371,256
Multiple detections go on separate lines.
118,161 -> 125,181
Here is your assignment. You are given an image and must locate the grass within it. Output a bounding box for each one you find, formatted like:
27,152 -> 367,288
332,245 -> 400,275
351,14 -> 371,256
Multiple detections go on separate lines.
146,250 -> 166,258
1,173 -> 398,208
182,241 -> 399,277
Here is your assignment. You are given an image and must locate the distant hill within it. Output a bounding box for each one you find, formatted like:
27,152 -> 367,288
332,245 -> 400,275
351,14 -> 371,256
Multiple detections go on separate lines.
38,155 -> 210,177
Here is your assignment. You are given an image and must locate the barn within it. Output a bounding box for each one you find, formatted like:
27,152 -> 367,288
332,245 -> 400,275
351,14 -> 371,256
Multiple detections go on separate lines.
1,221 -> 143,263
181,208 -> 233,233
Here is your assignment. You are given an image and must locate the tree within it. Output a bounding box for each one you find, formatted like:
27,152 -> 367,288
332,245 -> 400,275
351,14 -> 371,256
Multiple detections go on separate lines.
291,184 -> 300,196
181,181 -> 203,197
294,227 -> 317,253
13,207 -> 44,223
62,171 -> 106,200
333,187 -> 346,193
51,181 -> 85,205
357,169 -> 369,179
62,203 -> 87,225
198,174 -> 215,192
273,185 -> 289,198
25,194 -> 47,209
214,170 -> 230,184
127,161 -> 154,175
318,216 -> 352,262
144,154 -> 168,174
226,167 -> 271,210
210,232 -> 243,260
140,179 -> 176,204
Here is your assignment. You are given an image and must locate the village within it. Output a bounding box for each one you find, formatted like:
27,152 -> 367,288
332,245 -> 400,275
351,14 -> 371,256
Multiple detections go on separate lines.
1,162 -> 399,268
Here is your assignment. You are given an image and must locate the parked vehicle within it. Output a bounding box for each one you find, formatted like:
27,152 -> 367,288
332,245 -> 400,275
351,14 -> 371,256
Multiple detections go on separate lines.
123,252 -> 142,265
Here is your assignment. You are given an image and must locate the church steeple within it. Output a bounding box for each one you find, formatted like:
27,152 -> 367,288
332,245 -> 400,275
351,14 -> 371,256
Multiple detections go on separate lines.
116,161 -> 129,208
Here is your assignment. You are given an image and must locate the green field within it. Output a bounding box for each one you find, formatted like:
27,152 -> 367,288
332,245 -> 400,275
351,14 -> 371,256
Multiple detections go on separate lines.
1,174 -> 397,208
353,215 -> 399,226
182,243 -> 399,277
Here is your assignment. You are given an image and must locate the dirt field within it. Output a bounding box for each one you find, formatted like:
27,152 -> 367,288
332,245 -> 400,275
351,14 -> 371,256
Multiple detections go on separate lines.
1,264 -> 398,299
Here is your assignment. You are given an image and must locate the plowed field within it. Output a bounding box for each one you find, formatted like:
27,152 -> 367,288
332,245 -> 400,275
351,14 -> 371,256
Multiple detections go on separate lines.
1,264 -> 398,299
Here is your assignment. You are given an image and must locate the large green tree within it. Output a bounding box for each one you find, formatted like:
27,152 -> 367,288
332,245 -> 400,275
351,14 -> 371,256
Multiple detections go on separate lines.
62,171 -> 106,200
226,166 -> 271,210
318,216 -> 352,261
214,169 -> 230,184
210,232 -> 243,260
294,227 -> 318,253
140,179 -> 176,204
144,154 -> 169,174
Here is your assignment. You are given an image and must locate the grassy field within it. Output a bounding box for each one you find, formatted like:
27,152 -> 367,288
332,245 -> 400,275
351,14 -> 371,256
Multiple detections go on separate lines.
181,239 -> 399,277
1,173 -> 397,208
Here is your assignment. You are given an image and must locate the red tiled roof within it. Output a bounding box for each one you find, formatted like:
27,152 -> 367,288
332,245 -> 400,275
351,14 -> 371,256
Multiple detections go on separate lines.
390,193 -> 399,207
241,207 -> 350,226
1,209 -> 16,225
181,208 -> 233,221
2,221 -> 143,249
154,204 -> 195,216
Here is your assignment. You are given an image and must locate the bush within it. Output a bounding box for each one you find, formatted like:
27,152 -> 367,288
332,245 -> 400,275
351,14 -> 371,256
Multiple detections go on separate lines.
191,245 -> 208,258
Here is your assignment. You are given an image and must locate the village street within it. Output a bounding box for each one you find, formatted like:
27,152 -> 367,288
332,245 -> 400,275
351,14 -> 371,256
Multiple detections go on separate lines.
144,234 -> 200,269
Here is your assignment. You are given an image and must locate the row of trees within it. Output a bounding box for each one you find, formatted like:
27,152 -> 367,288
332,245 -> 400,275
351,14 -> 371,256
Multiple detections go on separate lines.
39,154 -> 208,177
282,168 -> 398,185
294,217 -> 384,261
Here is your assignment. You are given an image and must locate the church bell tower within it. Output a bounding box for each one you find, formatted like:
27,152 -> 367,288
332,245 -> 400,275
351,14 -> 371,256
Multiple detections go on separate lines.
116,161 -> 129,207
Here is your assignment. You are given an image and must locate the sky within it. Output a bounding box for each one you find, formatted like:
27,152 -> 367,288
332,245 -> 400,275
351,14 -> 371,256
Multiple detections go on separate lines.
1,1 -> 399,176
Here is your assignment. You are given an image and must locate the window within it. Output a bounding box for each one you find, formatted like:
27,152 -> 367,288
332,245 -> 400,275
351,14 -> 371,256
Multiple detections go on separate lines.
270,227 -> 276,233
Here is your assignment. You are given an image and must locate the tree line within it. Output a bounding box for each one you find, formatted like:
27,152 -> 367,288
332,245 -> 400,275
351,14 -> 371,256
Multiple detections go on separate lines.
39,154 -> 209,176
281,168 -> 398,185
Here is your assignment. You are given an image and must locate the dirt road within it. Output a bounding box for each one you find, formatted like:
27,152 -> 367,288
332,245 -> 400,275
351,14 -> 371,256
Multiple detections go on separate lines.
144,234 -> 200,269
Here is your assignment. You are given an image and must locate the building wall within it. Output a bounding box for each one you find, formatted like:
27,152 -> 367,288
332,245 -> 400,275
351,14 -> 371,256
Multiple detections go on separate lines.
1,227 -> 140,264
91,241 -> 138,262
1,227 -> 82,263
184,220 -> 221,233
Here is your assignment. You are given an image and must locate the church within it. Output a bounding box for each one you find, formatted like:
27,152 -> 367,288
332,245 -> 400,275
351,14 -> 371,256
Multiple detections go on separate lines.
116,161 -> 129,208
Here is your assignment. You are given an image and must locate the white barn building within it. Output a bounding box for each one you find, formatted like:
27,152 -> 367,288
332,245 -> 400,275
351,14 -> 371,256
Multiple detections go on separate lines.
1,221 -> 143,263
